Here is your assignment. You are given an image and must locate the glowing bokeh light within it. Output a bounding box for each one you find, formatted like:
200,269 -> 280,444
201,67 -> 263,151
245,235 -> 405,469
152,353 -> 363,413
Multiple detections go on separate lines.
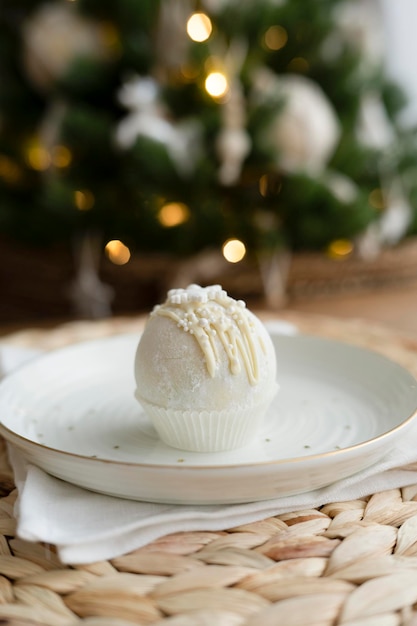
369,188 -> 385,210
205,71 -> 228,98
259,173 -> 282,197
74,189 -> 95,211
187,13 -> 212,42
327,239 -> 353,260
287,56 -> 309,72
26,144 -> 50,171
264,25 -> 288,50
0,155 -> 21,184
51,145 -> 72,168
100,21 -> 120,48
105,239 -> 131,265
222,238 -> 246,263
158,202 -> 190,227
259,174 -> 269,197
180,64 -> 199,81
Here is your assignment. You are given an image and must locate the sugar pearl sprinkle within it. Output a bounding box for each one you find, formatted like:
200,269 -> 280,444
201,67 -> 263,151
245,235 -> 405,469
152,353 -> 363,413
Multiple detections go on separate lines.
151,284 -> 265,383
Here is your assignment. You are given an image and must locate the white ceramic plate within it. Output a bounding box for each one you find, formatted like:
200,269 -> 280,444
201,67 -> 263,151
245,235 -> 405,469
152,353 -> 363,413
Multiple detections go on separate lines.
1,332 -> 417,504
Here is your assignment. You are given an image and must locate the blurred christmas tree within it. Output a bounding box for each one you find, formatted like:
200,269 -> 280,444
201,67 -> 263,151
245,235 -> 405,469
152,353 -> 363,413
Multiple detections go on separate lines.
1,0 -> 416,309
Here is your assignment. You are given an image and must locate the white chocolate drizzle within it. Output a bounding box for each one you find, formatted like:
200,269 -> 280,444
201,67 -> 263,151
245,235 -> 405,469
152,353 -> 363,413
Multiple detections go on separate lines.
151,284 -> 266,384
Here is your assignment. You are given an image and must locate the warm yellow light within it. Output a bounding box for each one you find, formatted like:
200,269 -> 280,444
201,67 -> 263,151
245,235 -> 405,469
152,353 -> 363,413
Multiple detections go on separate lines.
105,239 -> 131,265
158,202 -> 190,227
51,145 -> 72,168
74,189 -> 95,211
369,188 -> 385,210
26,144 -> 51,171
222,238 -> 246,263
204,55 -> 221,72
259,174 -> 282,197
205,72 -> 228,98
287,56 -> 309,72
264,25 -> 288,51
186,13 -> 212,42
99,20 -> 121,57
0,155 -> 21,184
259,175 -> 269,197
327,239 -> 353,260
180,64 -> 199,81
100,21 -> 119,46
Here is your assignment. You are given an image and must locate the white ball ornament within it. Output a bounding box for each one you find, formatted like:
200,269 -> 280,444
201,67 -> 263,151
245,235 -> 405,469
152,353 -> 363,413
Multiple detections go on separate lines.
322,170 -> 359,204
116,76 -> 202,177
23,3 -> 110,90
333,0 -> 384,69
216,126 -> 251,185
255,71 -> 341,174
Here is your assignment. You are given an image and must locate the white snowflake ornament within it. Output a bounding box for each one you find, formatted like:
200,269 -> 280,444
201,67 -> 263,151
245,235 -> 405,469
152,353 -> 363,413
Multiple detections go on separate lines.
115,76 -> 201,176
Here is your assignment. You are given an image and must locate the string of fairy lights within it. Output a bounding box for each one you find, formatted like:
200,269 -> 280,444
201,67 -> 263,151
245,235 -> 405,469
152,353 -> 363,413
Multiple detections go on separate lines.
0,2 -> 388,267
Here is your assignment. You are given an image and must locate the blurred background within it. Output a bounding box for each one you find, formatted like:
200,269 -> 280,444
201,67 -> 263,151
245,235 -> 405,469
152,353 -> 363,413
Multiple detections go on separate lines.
2,0 -> 417,330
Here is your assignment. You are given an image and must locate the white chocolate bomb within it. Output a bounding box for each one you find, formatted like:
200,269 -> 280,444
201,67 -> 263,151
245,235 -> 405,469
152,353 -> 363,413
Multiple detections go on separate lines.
134,284 -> 278,452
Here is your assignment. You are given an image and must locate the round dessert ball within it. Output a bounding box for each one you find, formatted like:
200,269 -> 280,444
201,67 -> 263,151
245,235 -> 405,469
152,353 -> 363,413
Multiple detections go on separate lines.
134,284 -> 278,452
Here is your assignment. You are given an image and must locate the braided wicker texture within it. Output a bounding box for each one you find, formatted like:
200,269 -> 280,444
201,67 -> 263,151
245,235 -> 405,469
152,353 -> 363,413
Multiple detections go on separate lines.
1,311 -> 417,626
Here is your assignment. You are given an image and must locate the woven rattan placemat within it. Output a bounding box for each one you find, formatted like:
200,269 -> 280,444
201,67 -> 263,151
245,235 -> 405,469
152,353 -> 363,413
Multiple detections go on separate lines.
1,311 -> 417,626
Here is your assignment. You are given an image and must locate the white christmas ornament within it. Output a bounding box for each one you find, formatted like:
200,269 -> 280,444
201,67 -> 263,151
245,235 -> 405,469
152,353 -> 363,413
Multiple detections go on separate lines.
67,234 -> 114,319
356,92 -> 411,251
378,178 -> 412,245
357,91 -> 395,150
154,0 -> 192,73
202,0 -> 285,12
216,125 -> 251,185
254,71 -> 341,173
216,40 -> 251,185
333,0 -> 384,69
357,178 -> 412,260
321,170 -> 359,204
23,3 -> 110,90
116,76 -> 201,176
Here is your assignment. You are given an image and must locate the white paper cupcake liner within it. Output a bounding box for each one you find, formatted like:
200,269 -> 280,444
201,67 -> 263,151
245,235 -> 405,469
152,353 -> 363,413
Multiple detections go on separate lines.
135,385 -> 278,452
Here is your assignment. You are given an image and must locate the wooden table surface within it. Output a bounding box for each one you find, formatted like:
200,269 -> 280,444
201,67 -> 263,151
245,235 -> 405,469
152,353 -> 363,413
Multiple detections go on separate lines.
288,281 -> 417,337
1,280 -> 417,341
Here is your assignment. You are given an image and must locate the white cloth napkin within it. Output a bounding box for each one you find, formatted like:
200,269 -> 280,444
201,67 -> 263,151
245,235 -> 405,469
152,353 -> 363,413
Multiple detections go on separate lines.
3,331 -> 417,565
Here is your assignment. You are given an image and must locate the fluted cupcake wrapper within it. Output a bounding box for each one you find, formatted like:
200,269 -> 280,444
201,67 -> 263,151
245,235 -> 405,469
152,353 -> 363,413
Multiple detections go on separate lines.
135,385 -> 278,452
